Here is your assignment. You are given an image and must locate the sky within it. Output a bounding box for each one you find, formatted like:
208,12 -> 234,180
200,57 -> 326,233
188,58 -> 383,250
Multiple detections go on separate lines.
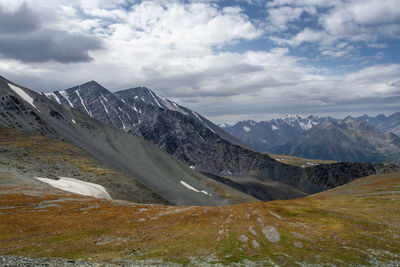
0,0 -> 399,124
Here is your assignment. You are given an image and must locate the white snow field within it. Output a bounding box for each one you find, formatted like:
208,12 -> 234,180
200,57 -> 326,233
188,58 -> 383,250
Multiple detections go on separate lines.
8,83 -> 37,109
35,177 -> 112,199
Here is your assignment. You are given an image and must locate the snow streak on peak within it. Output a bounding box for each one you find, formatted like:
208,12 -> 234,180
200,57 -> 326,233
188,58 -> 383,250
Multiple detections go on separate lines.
75,89 -> 92,117
59,90 -> 74,107
232,114 -> 323,132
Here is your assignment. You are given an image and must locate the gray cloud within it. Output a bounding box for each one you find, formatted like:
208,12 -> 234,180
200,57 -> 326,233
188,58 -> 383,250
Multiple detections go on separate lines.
0,3 -> 103,63
0,3 -> 40,33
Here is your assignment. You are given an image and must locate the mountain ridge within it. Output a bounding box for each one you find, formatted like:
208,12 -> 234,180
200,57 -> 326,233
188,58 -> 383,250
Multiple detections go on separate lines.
40,78 -> 399,201
1,75 -> 255,206
222,113 -> 400,162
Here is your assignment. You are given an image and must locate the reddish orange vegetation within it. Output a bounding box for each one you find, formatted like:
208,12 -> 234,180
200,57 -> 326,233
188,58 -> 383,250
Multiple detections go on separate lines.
0,172 -> 400,265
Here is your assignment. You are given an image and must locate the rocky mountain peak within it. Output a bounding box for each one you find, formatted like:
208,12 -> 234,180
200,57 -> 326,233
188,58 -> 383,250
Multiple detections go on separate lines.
63,80 -> 110,98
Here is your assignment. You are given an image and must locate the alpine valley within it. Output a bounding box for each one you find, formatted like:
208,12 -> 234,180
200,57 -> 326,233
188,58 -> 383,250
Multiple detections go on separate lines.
0,75 -> 399,266
40,79 -> 397,201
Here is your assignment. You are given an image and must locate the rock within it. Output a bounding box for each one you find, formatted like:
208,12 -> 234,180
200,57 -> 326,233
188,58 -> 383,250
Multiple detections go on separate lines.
293,241 -> 303,248
239,234 -> 249,242
262,226 -> 280,243
251,240 -> 260,249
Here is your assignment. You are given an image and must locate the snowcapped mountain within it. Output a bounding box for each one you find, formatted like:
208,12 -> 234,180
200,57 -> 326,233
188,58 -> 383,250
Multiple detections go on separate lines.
45,83 -> 257,178
276,117 -> 400,162
222,115 -> 330,152
223,113 -> 400,162
116,87 -> 249,148
116,86 -> 189,116
43,81 -> 140,132
39,79 -> 399,201
45,84 -> 248,149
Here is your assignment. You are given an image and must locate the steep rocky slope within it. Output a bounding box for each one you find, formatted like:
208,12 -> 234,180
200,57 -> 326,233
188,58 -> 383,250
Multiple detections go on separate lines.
116,86 -> 249,149
0,126 -> 169,204
0,75 -> 254,206
45,82 -> 254,174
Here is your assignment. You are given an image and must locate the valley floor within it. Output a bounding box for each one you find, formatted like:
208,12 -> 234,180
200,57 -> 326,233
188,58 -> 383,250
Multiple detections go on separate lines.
0,172 -> 399,266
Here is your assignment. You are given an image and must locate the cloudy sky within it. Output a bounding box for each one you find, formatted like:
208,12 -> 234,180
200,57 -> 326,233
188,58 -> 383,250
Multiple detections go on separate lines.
0,0 -> 399,124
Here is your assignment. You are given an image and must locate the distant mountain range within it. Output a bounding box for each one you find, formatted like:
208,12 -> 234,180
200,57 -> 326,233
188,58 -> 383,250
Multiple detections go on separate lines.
222,113 -> 400,162
222,115 -> 331,152
276,117 -> 400,162
1,75 -> 397,204
356,113 -> 400,136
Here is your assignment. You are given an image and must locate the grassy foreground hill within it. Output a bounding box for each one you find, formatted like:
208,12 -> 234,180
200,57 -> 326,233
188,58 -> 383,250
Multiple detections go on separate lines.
1,170 -> 399,266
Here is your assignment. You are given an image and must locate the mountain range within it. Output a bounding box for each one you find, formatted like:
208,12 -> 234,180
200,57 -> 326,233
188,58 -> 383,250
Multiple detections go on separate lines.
222,114 -> 400,162
222,115 -> 330,152
0,76 -> 253,206
1,75 -> 398,204
277,117 -> 400,162
356,113 -> 400,136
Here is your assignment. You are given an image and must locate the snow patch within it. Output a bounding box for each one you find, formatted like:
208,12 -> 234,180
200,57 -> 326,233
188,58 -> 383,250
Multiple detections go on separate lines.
8,83 -> 37,110
99,99 -> 109,115
157,94 -> 188,115
149,90 -> 162,108
45,92 -> 62,104
35,177 -> 111,199
72,119 -> 76,124
180,181 -> 211,196
194,112 -> 215,133
99,94 -> 110,115
75,89 -> 92,117
249,120 -> 257,126
201,190 -> 212,196
59,90 -> 74,107
192,111 -> 203,122
271,125 -> 278,130
180,180 -> 200,192
299,121 -> 313,131
243,126 -> 251,132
